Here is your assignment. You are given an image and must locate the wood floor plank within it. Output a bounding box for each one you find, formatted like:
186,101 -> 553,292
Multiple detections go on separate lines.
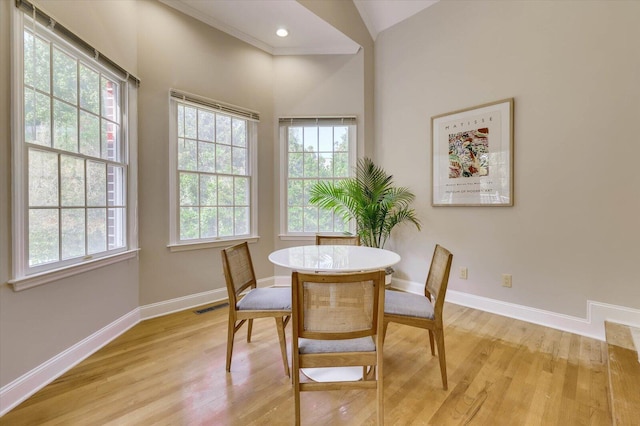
0,303 -> 613,425
606,322 -> 640,426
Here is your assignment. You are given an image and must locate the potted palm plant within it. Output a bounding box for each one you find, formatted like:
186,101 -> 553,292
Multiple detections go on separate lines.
309,157 -> 421,254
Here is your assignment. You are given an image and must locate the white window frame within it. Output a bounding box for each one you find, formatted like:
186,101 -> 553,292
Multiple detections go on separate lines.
279,117 -> 357,240
9,9 -> 139,291
168,91 -> 259,252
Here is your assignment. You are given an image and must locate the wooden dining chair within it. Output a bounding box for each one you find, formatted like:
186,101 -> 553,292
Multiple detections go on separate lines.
315,234 -> 361,246
291,269 -> 386,425
221,242 -> 291,377
383,244 -> 453,390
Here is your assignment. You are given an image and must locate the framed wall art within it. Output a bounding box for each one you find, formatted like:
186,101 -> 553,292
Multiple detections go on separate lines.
431,98 -> 514,206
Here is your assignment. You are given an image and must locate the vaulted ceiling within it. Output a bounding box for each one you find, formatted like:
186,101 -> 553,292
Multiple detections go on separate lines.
159,0 -> 437,55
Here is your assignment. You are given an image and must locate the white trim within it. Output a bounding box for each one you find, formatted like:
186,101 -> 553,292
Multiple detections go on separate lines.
167,236 -> 259,252
168,96 -> 259,246
126,81 -> 140,252
390,277 -> 640,341
278,119 -> 358,236
0,308 -> 140,417
255,277 -> 276,289
139,288 -> 228,320
278,125 -> 287,237
273,275 -> 292,287
11,9 -> 27,289
248,120 -> 258,246
11,11 -> 139,283
168,96 -> 178,245
8,249 -> 140,291
277,235 -> 315,242
586,301 -> 640,341
139,277 -> 275,319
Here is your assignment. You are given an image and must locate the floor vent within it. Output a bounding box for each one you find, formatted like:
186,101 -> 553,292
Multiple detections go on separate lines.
194,303 -> 228,315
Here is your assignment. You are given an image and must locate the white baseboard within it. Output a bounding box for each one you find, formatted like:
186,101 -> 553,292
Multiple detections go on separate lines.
258,277 -> 276,288
0,308 -> 140,417
391,277 -> 640,341
586,300 -> 640,340
139,288 -> 228,320
138,278 -> 274,320
273,275 -> 291,287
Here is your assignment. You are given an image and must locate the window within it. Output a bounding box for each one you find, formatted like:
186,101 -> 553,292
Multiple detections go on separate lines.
169,91 -> 258,249
11,7 -> 138,289
279,117 -> 357,236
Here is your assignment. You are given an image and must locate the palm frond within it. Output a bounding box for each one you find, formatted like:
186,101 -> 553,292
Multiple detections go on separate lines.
308,157 -> 421,248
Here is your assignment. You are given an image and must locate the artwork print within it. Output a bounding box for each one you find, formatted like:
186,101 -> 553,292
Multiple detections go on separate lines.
431,99 -> 513,206
448,128 -> 489,178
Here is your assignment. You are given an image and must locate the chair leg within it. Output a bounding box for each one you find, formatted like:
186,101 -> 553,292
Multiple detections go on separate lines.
382,320 -> 389,344
226,319 -> 236,372
293,352 -> 301,425
377,349 -> 384,425
435,329 -> 447,390
275,316 -> 290,377
428,329 -> 435,356
247,318 -> 254,342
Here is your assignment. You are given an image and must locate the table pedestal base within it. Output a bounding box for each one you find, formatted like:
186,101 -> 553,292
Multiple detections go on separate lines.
301,367 -> 364,382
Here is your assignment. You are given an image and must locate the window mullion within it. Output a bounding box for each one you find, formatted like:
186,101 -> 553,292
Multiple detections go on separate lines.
171,98 -> 255,245
83,159 -> 88,258
198,174 -> 202,240
56,153 -> 61,262
281,121 -> 355,236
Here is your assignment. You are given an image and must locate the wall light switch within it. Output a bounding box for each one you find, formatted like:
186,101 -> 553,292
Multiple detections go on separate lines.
502,274 -> 512,288
460,268 -> 468,280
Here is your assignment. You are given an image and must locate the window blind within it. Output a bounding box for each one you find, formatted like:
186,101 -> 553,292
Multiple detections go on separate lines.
170,89 -> 260,122
15,0 -> 141,86
279,116 -> 357,126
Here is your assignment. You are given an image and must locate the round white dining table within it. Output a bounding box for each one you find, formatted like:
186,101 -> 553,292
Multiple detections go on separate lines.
268,244 -> 400,273
268,244 -> 400,382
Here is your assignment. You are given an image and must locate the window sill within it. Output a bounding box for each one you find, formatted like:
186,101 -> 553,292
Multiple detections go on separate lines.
279,234 -> 360,242
278,234 -> 316,242
167,236 -> 260,252
8,249 -> 140,292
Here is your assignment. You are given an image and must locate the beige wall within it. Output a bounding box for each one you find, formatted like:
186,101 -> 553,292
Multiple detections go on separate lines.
297,0 -> 374,158
136,1 -> 367,303
272,53 -> 365,257
25,0 -> 138,74
136,0 -> 277,305
273,1 -> 370,257
374,0 -> 640,317
0,0 -> 140,387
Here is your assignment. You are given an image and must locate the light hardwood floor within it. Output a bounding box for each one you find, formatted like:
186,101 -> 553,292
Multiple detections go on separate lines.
1,302 -> 611,425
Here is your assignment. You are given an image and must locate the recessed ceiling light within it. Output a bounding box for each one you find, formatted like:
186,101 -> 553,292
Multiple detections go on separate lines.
276,28 -> 289,38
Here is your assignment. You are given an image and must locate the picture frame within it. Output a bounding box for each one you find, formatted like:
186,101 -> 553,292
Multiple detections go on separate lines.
431,98 -> 514,206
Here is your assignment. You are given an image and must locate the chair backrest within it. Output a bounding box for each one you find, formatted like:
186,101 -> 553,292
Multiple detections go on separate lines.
292,270 -> 385,341
425,244 -> 453,321
315,234 -> 361,246
221,242 -> 257,306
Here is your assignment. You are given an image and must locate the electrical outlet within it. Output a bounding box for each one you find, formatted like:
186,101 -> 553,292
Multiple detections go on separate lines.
459,267 -> 468,280
502,274 -> 512,288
